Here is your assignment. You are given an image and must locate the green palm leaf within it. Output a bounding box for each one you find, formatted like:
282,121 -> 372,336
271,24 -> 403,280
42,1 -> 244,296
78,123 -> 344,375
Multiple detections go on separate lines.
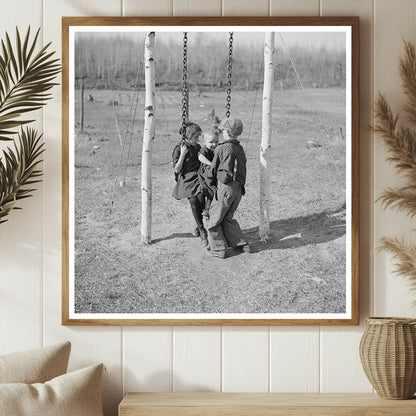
0,27 -> 61,141
0,27 -> 59,224
0,127 -> 44,223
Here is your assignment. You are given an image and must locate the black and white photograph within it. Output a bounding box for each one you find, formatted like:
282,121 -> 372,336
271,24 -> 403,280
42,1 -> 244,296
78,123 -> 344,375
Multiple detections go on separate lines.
63,18 -> 359,325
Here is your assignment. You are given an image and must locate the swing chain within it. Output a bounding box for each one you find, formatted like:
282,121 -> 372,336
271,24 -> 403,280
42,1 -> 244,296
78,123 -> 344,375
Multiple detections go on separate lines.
226,32 -> 234,118
181,32 -> 188,141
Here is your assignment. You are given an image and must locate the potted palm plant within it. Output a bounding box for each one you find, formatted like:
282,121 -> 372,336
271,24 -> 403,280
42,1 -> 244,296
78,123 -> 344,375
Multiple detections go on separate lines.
0,27 -> 60,223
359,40 -> 416,400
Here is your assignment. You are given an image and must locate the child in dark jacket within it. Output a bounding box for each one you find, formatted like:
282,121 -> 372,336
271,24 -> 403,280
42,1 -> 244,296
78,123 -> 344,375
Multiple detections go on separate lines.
172,122 -> 208,247
206,118 -> 251,258
198,127 -> 220,217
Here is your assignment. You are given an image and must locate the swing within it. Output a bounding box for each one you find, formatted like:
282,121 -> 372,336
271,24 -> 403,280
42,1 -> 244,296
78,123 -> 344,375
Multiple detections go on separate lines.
134,31 -> 264,244
180,31 -> 234,143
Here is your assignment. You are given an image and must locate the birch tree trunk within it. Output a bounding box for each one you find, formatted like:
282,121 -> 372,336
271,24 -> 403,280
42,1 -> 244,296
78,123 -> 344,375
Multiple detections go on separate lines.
80,76 -> 84,131
259,32 -> 275,241
141,32 -> 155,245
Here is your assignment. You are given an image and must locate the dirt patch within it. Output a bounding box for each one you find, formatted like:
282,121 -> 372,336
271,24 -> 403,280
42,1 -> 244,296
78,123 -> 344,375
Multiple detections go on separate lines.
74,88 -> 347,314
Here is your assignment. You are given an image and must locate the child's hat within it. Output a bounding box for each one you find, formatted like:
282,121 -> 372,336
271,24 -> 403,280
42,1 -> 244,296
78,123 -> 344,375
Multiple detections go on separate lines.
219,118 -> 243,136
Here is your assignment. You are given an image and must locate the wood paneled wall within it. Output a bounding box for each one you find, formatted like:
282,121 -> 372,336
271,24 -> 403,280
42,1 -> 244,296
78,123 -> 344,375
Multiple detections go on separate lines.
1,1 -> 416,415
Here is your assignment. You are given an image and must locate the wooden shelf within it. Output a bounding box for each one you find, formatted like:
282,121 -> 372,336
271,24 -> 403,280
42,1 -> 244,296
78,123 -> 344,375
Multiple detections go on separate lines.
119,392 -> 416,415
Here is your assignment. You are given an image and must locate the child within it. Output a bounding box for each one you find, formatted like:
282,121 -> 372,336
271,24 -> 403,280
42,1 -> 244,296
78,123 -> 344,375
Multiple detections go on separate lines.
198,127 -> 220,217
206,118 -> 251,258
172,122 -> 208,247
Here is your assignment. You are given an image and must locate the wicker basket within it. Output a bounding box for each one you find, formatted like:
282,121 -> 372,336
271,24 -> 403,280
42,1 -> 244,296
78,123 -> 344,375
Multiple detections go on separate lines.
359,317 -> 416,399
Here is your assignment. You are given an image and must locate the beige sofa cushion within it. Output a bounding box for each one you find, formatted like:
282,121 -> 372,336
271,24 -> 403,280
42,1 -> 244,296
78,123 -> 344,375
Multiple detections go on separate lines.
0,363 -> 104,416
0,342 -> 71,383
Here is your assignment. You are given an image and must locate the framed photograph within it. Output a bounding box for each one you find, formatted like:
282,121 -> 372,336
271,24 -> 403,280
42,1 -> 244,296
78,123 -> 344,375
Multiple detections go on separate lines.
62,16 -> 359,325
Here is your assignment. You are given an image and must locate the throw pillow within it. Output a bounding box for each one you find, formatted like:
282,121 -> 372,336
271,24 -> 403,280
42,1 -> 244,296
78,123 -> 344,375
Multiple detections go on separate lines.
0,341 -> 71,384
0,363 -> 104,416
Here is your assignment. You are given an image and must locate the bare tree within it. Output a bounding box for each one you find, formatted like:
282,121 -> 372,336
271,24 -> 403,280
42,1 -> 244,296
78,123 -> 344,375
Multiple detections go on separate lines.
259,32 -> 275,241
141,32 -> 156,244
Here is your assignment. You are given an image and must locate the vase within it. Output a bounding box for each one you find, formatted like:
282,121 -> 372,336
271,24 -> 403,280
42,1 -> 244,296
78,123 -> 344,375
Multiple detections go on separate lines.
359,317 -> 416,399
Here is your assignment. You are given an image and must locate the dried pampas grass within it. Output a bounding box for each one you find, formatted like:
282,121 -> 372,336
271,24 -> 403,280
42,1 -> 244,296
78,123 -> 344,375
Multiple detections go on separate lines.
378,237 -> 416,294
375,40 -> 416,297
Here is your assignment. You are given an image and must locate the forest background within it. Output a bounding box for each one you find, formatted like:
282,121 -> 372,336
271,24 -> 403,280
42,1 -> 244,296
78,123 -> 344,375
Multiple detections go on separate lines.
74,32 -> 346,91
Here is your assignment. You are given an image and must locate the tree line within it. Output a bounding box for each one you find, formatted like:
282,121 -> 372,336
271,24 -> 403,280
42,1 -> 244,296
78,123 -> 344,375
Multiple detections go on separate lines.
75,33 -> 346,90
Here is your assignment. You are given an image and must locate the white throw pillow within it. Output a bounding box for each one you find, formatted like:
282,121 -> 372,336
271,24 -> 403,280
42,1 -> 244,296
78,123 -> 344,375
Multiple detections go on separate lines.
0,341 -> 71,384
0,363 -> 104,416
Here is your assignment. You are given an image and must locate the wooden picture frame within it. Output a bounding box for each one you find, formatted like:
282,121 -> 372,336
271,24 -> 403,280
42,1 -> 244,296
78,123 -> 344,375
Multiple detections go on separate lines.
62,16 -> 359,326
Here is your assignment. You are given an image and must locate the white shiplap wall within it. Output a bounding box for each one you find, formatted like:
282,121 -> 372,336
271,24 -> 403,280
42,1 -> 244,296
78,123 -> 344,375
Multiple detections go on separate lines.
2,1 -> 416,415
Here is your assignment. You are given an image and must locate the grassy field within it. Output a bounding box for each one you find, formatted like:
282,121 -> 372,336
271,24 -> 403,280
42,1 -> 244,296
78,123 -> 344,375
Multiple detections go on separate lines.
74,87 -> 347,314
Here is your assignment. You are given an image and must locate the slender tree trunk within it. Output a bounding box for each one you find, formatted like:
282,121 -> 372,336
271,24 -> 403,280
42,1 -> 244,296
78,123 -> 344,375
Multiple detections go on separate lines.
259,32 -> 275,241
80,76 -> 84,131
141,32 -> 155,245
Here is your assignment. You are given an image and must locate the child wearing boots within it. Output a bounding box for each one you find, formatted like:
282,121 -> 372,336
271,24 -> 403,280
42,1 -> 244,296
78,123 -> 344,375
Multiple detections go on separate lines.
172,122 -> 208,247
